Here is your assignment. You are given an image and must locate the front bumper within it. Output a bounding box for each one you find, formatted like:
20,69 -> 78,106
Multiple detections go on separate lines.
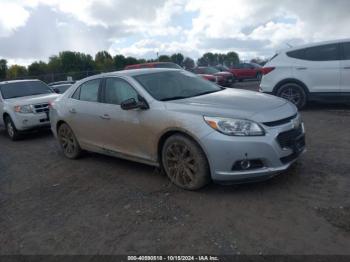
200,122 -> 305,183
12,112 -> 50,131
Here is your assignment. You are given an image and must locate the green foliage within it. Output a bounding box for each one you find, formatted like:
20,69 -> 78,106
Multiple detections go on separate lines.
7,65 -> 28,79
197,52 -> 240,67
158,55 -> 171,62
170,53 -> 184,66
6,49 -> 241,81
0,59 -> 8,80
95,51 -> 114,72
183,57 -> 195,70
28,61 -> 48,77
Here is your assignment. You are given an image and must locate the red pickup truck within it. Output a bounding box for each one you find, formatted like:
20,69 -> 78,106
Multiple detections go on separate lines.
215,63 -> 263,82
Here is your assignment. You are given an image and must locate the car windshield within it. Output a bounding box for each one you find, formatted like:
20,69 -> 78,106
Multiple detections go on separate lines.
201,67 -> 220,74
0,81 -> 53,99
133,70 -> 223,101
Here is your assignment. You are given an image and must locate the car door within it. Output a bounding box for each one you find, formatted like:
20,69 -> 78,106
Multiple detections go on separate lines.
98,77 -> 153,161
290,43 -> 341,93
65,78 -> 106,149
340,42 -> 350,93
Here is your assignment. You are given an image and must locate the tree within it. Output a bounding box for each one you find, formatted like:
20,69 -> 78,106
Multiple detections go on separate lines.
95,51 -> 114,72
28,61 -> 48,77
113,54 -> 126,70
170,53 -> 184,66
0,59 -> 8,80
124,56 -> 139,66
7,65 -> 28,79
197,52 -> 216,66
225,51 -> 239,66
183,57 -> 195,70
158,55 -> 171,62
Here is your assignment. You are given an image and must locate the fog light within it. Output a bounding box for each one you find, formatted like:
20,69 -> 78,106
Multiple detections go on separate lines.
240,160 -> 251,170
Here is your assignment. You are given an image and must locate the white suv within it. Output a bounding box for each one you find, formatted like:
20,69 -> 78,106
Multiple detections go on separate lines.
260,39 -> 350,108
0,80 -> 60,140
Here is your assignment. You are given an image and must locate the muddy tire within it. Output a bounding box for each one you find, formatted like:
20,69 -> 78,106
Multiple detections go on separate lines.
162,134 -> 210,190
57,123 -> 82,159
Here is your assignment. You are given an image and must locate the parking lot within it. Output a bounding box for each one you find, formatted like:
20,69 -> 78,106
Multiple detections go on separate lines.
0,80 -> 349,255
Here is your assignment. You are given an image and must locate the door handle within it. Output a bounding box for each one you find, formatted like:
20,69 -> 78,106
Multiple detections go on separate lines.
100,114 -> 110,120
344,66 -> 350,69
69,108 -> 76,114
296,67 -> 307,70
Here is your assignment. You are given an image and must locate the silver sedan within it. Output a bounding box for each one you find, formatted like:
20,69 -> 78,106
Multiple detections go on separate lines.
50,69 -> 306,190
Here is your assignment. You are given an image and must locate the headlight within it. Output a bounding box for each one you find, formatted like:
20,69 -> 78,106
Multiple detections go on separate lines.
204,116 -> 265,136
14,105 -> 34,114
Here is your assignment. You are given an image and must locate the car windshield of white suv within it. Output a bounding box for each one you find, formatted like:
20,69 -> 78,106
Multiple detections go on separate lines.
0,81 -> 53,99
134,70 -> 223,101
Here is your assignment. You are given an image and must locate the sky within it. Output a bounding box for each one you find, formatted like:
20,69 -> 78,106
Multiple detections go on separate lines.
0,0 -> 349,66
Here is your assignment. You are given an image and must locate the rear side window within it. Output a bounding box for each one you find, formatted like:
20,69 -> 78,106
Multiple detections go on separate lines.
287,44 -> 339,61
72,79 -> 100,102
342,42 -> 350,60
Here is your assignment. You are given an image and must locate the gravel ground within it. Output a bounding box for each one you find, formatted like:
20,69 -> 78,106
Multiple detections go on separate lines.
0,81 -> 349,255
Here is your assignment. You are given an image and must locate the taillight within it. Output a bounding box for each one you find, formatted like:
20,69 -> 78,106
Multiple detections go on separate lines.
261,67 -> 275,75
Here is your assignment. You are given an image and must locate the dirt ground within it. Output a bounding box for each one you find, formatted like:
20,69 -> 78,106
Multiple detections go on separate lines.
0,81 -> 349,255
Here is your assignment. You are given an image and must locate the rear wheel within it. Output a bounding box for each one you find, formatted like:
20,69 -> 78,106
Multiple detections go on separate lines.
162,134 -> 210,190
4,116 -> 20,141
276,83 -> 307,109
57,123 -> 82,159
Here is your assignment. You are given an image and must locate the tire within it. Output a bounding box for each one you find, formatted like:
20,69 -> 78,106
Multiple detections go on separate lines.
4,116 -> 20,141
161,134 -> 210,190
57,123 -> 82,159
276,83 -> 307,109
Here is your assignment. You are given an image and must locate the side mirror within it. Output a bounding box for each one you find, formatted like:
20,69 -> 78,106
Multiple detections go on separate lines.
120,97 -> 149,110
53,88 -> 60,94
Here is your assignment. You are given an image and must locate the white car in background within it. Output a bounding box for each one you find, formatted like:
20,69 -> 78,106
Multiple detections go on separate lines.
0,80 -> 59,140
260,39 -> 350,108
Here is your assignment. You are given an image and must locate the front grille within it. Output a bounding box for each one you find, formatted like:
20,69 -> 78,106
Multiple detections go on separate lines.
33,103 -> 49,114
277,126 -> 303,149
263,114 -> 297,127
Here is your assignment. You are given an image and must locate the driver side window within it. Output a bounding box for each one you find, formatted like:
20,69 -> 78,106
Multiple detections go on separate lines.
104,78 -> 138,105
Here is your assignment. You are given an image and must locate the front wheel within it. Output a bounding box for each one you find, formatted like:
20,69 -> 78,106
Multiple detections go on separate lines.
276,83 -> 307,109
4,116 -> 20,141
57,123 -> 82,159
162,135 -> 210,190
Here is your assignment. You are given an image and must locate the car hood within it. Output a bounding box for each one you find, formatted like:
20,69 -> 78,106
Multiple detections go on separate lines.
5,93 -> 60,105
165,89 -> 297,123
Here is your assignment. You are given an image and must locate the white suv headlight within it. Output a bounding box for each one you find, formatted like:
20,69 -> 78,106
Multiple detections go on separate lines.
204,116 -> 265,136
14,105 -> 34,114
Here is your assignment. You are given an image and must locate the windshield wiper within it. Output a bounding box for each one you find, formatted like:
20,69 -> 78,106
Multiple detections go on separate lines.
160,96 -> 189,101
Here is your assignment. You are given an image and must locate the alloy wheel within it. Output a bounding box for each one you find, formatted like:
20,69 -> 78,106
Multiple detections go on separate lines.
164,142 -> 198,187
6,121 -> 15,138
58,124 -> 80,158
279,87 -> 302,105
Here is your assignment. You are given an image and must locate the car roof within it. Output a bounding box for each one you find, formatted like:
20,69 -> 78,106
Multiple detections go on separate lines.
0,79 -> 41,85
281,38 -> 350,53
79,68 -> 181,82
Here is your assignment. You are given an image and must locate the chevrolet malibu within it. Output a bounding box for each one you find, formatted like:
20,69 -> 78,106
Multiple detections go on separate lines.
50,69 -> 306,190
